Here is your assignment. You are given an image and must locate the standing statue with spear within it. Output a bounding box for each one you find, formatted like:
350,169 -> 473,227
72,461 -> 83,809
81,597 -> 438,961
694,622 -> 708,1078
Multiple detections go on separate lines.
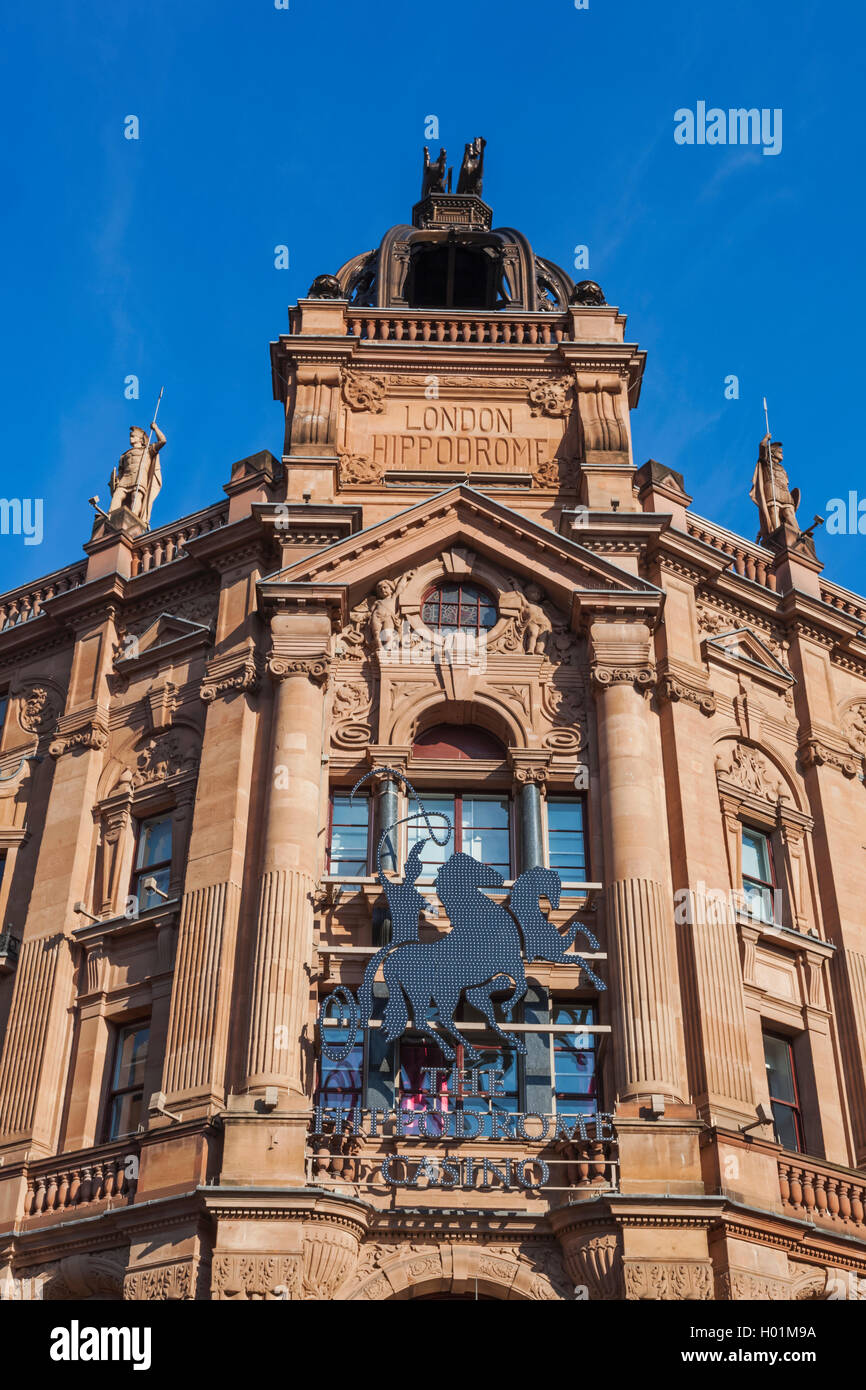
108,387 -> 166,528
749,398 -> 800,543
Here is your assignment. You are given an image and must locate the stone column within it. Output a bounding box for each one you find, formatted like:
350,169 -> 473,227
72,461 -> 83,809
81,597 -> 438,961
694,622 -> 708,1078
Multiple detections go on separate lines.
243,613 -> 331,1102
509,752 -> 550,872
590,620 -> 687,1103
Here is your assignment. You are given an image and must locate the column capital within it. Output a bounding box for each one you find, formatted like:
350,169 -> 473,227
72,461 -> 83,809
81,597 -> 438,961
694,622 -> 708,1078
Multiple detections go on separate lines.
587,617 -> 657,696
266,653 -> 330,685
365,746 -> 411,776
508,749 -> 551,786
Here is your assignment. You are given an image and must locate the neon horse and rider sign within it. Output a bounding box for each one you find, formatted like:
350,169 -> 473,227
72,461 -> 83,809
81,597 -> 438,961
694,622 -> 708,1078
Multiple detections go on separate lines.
316,768 -> 610,1191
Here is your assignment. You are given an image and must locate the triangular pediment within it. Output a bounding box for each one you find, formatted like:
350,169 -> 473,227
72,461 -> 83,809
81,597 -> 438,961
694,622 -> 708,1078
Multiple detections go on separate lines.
114,612 -> 212,674
703,628 -> 794,688
261,486 -> 661,623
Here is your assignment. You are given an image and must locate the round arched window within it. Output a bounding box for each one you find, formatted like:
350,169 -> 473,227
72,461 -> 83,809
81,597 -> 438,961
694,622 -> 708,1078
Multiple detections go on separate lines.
421,582 -> 497,636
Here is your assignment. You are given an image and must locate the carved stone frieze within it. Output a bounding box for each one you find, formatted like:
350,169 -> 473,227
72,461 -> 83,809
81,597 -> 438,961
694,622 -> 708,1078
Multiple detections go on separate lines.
623,1259 -> 713,1301
716,1270 -> 791,1301
211,1254 -> 301,1301
124,1259 -> 200,1301
132,730 -> 200,788
715,743 -> 783,799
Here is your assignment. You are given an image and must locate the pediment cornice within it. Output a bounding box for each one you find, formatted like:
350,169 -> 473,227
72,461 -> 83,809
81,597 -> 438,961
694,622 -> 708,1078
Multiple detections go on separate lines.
258,486 -> 662,628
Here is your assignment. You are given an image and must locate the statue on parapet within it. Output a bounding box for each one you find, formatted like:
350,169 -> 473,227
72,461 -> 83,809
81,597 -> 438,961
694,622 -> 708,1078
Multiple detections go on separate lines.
750,432 -> 800,543
421,146 -> 448,197
457,137 -> 486,196
109,421 -> 166,528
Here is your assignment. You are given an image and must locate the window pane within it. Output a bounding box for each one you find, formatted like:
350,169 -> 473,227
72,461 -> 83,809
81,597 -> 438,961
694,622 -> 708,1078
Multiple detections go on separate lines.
770,1101 -> 800,1151
113,1025 -> 149,1089
463,796 -> 509,830
422,584 -> 497,635
332,795 -> 369,827
744,882 -> 775,924
136,815 -> 172,869
742,829 -> 771,883
407,797 -> 454,871
548,800 -> 587,878
329,795 -> 369,873
764,1033 -> 796,1104
317,1027 -> 364,1110
553,1005 -> 597,1117
108,1089 -> 142,1140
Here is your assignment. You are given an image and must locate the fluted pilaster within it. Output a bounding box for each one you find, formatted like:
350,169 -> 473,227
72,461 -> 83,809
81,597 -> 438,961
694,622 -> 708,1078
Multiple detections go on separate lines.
0,935 -> 64,1138
163,880 -> 241,1097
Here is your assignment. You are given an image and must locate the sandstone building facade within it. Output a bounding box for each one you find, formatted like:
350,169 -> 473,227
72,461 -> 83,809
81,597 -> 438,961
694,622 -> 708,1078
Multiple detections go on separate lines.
1,160 -> 865,1302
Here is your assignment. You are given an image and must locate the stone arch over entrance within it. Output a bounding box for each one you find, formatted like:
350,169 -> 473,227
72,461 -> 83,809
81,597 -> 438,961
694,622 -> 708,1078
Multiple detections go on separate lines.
343,1243 -> 568,1301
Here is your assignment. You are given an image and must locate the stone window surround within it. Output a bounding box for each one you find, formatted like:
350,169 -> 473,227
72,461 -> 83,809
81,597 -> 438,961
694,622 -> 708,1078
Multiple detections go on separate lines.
93,774 -> 196,922
718,784 -> 817,940
65,903 -> 179,1152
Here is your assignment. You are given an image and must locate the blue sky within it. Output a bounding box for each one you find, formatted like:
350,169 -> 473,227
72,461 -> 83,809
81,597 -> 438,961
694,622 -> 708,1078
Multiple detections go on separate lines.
1,0 -> 864,593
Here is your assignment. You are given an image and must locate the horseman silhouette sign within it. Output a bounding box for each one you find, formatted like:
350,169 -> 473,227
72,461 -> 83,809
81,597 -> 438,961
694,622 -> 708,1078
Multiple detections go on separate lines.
319,767 -> 605,1068
316,768 -> 609,1190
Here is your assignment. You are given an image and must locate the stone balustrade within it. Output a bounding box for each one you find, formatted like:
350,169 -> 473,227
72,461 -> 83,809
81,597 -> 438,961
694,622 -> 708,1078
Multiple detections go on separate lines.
0,562 -> 87,631
820,581 -> 866,628
346,312 -> 572,346
308,1124 -> 617,1195
687,517 -> 777,589
22,1139 -> 139,1218
778,1155 -> 866,1232
130,503 -> 229,576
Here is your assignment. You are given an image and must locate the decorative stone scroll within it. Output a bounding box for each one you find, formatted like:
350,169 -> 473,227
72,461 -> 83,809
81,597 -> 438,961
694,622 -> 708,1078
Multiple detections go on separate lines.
342,370 -> 386,414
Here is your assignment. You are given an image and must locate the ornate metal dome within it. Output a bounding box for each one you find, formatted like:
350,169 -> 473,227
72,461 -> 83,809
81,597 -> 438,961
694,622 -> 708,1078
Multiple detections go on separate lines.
329,141 -> 577,314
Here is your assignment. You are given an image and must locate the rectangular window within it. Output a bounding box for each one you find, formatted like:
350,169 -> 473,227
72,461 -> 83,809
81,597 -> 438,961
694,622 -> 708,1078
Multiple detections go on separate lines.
763,1030 -> 804,1152
327,793 -> 371,875
742,826 -> 777,924
132,813 -> 173,911
315,1016 -> 364,1112
552,1003 -> 598,1120
106,1022 -> 149,1140
0,691 -> 7,736
547,799 -> 587,878
406,793 -> 511,877
397,1020 -> 519,1138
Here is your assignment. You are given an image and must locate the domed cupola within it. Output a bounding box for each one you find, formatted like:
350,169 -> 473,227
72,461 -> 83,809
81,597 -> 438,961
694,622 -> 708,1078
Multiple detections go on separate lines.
333,138 -> 576,313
